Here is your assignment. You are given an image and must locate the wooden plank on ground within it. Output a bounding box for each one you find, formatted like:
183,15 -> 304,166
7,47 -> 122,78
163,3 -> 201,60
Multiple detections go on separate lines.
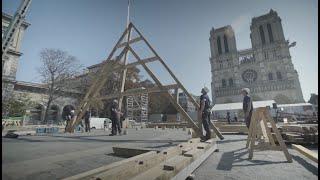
171,143 -> 217,180
292,144 -> 318,163
163,155 -> 192,171
129,142 -> 217,180
112,145 -> 158,157
93,140 -> 204,180
62,151 -> 157,180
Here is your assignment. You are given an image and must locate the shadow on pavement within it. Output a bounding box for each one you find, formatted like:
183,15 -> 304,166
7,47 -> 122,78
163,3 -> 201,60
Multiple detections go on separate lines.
5,136 -> 187,144
217,138 -> 247,144
291,154 -> 318,176
217,147 -> 289,171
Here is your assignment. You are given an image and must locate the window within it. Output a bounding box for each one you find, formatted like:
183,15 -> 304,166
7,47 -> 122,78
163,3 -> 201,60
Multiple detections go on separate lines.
2,26 -> 13,45
260,25 -> 266,45
272,49 -> 276,58
229,78 -> 233,87
276,71 -> 282,79
2,26 -> 7,38
268,72 -> 273,80
217,36 -> 222,55
220,63 -> 223,69
224,35 -> 229,53
227,59 -> 232,66
267,23 -> 274,43
222,79 -> 226,87
264,51 -> 268,60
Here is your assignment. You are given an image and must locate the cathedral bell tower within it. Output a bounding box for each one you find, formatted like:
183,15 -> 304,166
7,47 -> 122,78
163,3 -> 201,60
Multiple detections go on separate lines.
209,25 -> 238,105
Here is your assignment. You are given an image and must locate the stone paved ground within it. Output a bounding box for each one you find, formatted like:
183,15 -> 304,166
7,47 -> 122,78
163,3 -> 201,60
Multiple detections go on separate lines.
2,128 -> 190,180
193,134 -> 318,180
2,129 -> 318,180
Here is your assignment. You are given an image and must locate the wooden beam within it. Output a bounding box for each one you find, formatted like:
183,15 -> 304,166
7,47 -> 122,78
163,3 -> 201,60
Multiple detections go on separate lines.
112,145 -> 158,157
117,24 -> 134,112
262,107 -> 293,162
62,151 -> 157,180
67,24 -> 135,132
210,120 -> 224,140
68,47 -> 128,131
261,112 -> 276,146
116,36 -> 143,49
92,140 -> 203,180
130,23 -> 208,136
171,144 -> 217,180
124,56 -> 159,69
127,45 -> 202,136
90,84 -> 179,101
292,144 -> 318,163
163,156 -> 192,171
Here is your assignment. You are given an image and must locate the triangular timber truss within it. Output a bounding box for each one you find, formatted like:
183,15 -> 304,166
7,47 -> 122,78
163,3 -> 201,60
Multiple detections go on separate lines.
65,22 -> 223,138
246,107 -> 293,162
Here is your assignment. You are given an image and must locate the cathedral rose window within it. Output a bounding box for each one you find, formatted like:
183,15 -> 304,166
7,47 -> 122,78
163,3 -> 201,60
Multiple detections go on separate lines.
242,69 -> 258,83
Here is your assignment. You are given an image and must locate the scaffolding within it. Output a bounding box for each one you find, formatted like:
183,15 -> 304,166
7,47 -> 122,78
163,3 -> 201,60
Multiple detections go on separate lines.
126,87 -> 148,122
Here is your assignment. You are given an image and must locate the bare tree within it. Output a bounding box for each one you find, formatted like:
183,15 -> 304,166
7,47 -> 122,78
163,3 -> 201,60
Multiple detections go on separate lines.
37,48 -> 83,123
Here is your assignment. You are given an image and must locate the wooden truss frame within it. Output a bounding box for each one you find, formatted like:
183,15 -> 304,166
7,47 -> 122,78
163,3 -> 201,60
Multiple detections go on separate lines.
246,107 -> 292,162
65,22 -> 223,138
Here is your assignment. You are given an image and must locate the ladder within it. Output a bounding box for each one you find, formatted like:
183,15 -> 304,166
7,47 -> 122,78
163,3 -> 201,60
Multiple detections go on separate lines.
2,0 -> 32,60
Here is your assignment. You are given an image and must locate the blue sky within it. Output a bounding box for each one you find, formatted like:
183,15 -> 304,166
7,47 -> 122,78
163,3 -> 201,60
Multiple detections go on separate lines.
2,0 -> 318,102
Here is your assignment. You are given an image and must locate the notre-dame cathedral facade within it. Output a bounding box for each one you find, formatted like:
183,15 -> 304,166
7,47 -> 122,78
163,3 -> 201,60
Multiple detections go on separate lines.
209,9 -> 304,104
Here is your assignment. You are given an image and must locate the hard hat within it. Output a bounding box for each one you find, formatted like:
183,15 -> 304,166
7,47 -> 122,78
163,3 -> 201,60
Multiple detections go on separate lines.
70,110 -> 75,113
241,88 -> 250,94
202,87 -> 210,93
113,99 -> 118,104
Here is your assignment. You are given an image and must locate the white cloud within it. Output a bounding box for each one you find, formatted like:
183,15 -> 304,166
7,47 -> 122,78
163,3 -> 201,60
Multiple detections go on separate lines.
231,13 -> 252,35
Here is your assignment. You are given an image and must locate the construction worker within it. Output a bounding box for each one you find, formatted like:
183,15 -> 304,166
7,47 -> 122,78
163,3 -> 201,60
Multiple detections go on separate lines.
234,112 -> 238,122
226,111 -> 231,124
242,88 -> 253,128
84,109 -> 91,132
109,99 -> 122,136
199,87 -> 212,142
65,109 -> 73,132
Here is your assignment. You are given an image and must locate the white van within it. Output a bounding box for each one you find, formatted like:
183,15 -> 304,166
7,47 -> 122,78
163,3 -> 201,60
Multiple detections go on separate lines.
90,118 -> 112,130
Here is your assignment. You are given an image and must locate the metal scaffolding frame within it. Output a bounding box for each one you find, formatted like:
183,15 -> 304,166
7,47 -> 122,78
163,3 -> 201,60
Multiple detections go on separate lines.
126,87 -> 148,122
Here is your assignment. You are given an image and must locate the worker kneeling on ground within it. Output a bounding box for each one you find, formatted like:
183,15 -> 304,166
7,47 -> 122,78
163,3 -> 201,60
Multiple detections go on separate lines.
199,87 -> 212,142
109,99 -> 122,136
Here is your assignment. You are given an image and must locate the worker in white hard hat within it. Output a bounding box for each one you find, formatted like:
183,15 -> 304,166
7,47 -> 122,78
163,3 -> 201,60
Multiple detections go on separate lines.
65,109 -> 74,132
109,99 -> 122,136
199,87 -> 212,142
241,88 -> 253,128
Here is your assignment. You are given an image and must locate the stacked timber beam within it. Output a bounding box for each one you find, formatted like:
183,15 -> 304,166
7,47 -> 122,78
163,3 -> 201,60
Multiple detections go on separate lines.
63,138 -> 217,180
278,124 -> 318,145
